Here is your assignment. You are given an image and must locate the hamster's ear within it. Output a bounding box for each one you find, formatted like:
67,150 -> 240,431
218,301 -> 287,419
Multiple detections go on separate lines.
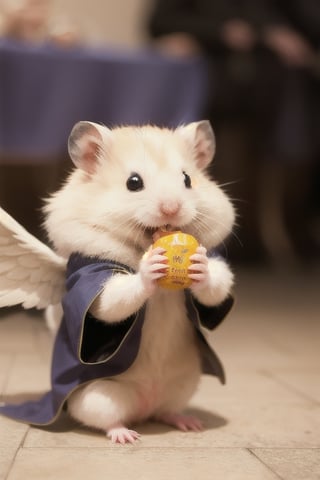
68,121 -> 110,174
178,121 -> 215,169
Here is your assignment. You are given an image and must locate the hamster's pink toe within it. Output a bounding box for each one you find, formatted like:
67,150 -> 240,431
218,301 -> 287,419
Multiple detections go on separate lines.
107,425 -> 141,444
156,413 -> 204,432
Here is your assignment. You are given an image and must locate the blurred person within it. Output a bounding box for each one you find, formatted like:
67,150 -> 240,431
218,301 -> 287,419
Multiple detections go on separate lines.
0,0 -> 51,42
147,0 -> 320,265
250,1 -> 320,263
0,0 -> 79,46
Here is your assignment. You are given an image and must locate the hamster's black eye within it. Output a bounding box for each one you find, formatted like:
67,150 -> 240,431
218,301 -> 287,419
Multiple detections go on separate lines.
183,171 -> 192,189
126,173 -> 144,192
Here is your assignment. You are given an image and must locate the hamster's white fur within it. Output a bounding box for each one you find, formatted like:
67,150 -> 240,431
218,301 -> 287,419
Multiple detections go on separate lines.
44,121 -> 235,443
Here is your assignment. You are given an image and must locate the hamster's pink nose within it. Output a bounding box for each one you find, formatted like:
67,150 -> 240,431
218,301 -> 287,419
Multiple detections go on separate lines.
159,201 -> 181,217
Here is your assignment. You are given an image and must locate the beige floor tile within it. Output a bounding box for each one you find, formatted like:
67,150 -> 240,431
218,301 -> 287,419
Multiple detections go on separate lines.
267,370 -> 320,404
0,354 -> 14,391
0,416 -> 28,480
210,305 -> 320,373
34,328 -> 54,363
0,310 -> 46,354
193,370 -> 309,404
23,420 -> 93,449
23,399 -> 320,450
205,401 -> 320,448
1,267 -> 320,479
23,416 -> 227,449
252,448 -> 320,480
1,354 -> 50,398
208,329 -> 303,371
22,369 -> 310,449
7,447 -> 279,480
216,344 -> 319,374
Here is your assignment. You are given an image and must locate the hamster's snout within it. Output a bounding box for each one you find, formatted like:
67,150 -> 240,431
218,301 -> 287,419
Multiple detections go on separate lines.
159,201 -> 181,217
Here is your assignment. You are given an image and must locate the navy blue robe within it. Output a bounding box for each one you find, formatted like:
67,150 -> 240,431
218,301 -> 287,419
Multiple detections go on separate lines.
0,253 -> 233,426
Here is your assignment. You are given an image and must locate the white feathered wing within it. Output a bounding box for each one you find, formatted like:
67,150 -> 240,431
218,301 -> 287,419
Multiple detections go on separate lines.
0,207 -> 66,310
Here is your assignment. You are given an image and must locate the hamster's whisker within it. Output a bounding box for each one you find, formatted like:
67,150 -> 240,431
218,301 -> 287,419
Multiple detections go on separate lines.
99,209 -> 150,252
204,212 -> 242,248
217,179 -> 241,189
230,229 -> 243,247
123,218 -> 148,251
195,215 -> 228,256
195,210 -> 241,247
95,212 -> 138,247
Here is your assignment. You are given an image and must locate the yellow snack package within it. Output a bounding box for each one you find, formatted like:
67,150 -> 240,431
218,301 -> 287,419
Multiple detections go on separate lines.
153,231 -> 199,290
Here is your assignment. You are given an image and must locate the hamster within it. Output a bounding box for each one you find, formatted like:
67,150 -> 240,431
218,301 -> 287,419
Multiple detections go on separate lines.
43,120 -> 235,444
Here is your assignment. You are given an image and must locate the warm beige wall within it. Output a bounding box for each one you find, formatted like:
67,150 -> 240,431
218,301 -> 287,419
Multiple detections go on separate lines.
51,0 -> 154,48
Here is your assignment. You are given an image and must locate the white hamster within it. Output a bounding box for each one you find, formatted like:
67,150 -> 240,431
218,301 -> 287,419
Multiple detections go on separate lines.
44,120 -> 235,444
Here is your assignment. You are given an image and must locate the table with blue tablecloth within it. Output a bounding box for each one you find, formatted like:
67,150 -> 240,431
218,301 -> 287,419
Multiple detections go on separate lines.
0,39 -> 208,162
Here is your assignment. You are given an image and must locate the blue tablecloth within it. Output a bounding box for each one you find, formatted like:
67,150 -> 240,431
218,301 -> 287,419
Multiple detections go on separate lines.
0,39 -> 208,163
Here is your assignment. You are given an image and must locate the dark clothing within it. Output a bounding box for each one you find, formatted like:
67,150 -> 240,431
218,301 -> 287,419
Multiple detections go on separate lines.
149,0 -> 320,50
0,252 -> 233,426
148,0 -> 320,159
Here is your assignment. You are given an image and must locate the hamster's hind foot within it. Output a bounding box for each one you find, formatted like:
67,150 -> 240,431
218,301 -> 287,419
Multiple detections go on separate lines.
155,413 -> 204,432
106,424 -> 141,444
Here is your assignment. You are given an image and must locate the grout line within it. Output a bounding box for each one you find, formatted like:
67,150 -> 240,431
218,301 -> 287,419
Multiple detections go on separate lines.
4,428 -> 29,480
259,369 -> 320,405
248,448 -> 284,480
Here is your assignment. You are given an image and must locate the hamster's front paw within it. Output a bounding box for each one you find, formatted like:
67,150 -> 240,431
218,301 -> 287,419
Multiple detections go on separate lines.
188,246 -> 210,291
139,247 -> 168,294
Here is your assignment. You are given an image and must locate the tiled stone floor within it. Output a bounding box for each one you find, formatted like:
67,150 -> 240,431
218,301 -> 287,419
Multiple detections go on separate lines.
0,266 -> 319,480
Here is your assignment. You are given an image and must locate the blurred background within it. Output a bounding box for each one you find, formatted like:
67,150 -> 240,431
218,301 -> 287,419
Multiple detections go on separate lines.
0,0 -> 319,271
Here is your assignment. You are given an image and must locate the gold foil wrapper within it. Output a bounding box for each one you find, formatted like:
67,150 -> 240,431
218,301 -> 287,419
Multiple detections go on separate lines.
153,231 -> 199,290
